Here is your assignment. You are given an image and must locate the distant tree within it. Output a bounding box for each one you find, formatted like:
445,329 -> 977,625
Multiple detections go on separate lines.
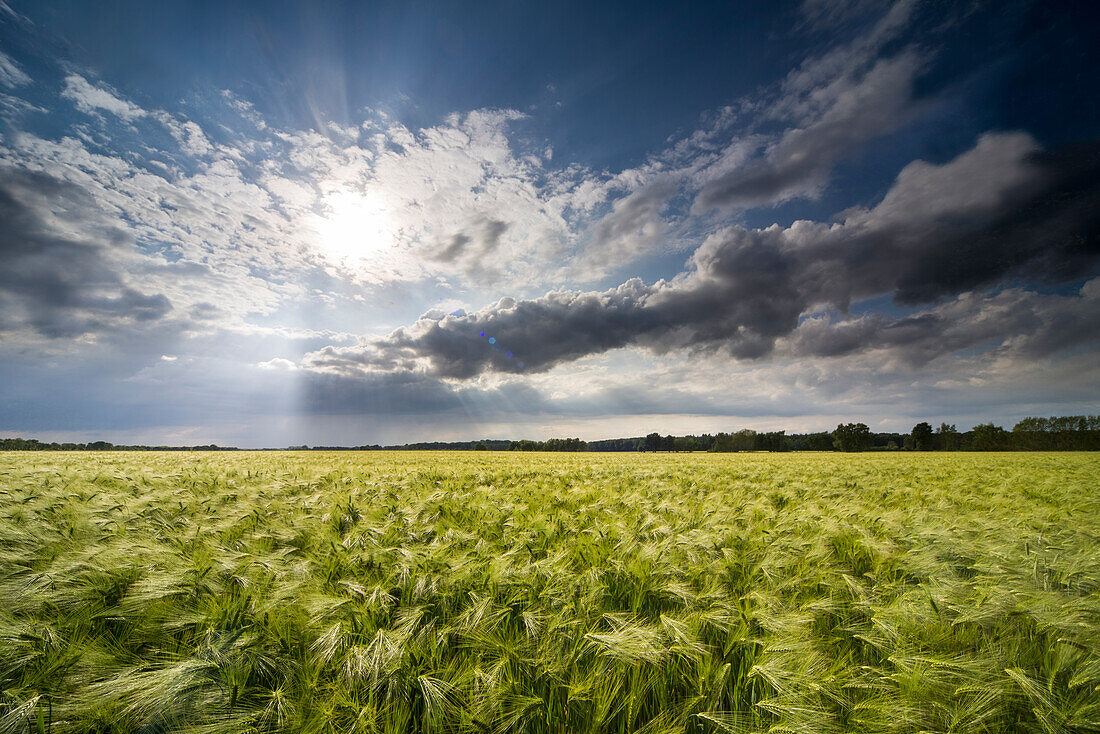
1012,415 -> 1100,450
787,432 -> 835,451
936,423 -> 959,451
543,437 -> 587,452
673,435 -> 695,452
911,422 -> 934,451
833,423 -> 872,452
972,423 -> 1009,451
755,431 -> 789,452
710,430 -> 756,452
1013,417 -> 1047,450
473,441 -> 488,451
644,433 -> 661,452
732,430 -> 756,451
588,437 -> 646,451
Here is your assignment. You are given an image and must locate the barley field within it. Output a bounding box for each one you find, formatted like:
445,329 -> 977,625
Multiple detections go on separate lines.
0,451 -> 1097,733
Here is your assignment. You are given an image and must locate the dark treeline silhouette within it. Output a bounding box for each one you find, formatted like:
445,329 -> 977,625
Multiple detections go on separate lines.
3,416 -> 1098,452
0,438 -> 236,451
509,437 -> 588,452
588,437 -> 647,451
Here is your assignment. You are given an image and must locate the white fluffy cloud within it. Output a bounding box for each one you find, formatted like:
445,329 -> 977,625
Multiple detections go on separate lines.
61,74 -> 147,120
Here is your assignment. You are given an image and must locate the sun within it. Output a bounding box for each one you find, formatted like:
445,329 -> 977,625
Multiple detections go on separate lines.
313,190 -> 393,263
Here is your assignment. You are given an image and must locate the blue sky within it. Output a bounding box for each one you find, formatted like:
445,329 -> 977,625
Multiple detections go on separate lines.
1,0 -> 1098,446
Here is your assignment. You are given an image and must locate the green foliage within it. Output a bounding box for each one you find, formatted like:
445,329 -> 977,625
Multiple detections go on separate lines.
1012,416 -> 1100,450
832,423 -> 872,452
509,437 -> 587,452
935,422 -> 959,451
0,451 -> 1098,732
789,432 -> 834,451
710,432 -> 789,453
911,422 -> 934,451
711,430 -> 757,453
972,423 -> 1011,451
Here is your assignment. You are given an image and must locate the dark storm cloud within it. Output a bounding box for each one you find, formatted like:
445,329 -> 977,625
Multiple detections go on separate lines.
307,133 -> 1100,379
305,281 -> 646,380
0,167 -> 172,338
786,134 -> 1100,309
889,141 -> 1100,303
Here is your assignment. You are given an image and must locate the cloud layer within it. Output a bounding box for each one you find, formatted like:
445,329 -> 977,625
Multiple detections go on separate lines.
0,167 -> 171,338
306,133 -> 1100,380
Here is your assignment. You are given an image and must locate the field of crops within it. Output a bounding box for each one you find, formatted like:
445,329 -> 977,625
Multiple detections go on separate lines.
0,451 -> 1098,733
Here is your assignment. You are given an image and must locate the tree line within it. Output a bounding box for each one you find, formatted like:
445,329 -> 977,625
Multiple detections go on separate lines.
0,439 -> 235,451
2,416 -> 1098,452
598,415 -> 1100,452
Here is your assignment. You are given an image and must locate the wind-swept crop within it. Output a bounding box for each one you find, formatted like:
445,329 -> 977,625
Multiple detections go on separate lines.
0,451 -> 1097,732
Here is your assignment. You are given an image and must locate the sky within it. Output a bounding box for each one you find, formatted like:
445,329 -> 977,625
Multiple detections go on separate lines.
0,0 -> 1098,447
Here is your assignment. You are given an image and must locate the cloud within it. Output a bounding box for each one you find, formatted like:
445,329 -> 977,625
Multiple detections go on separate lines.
298,288 -> 1100,428
884,139 -> 1100,303
0,51 -> 30,88
340,109 -> 576,286
695,50 -> 923,210
300,368 -> 551,417
0,167 -> 172,338
432,215 -> 510,280
242,108 -> 600,288
1,67 -> 603,357
692,0 -> 923,211
783,285 -> 1100,364
306,133 -> 1100,379
165,119 -> 215,157
0,1 -> 30,22
0,95 -> 341,333
257,357 -> 298,371
579,180 -> 678,272
61,74 -> 147,120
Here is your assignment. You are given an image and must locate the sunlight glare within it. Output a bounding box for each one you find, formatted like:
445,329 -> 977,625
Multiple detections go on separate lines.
314,190 -> 393,263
